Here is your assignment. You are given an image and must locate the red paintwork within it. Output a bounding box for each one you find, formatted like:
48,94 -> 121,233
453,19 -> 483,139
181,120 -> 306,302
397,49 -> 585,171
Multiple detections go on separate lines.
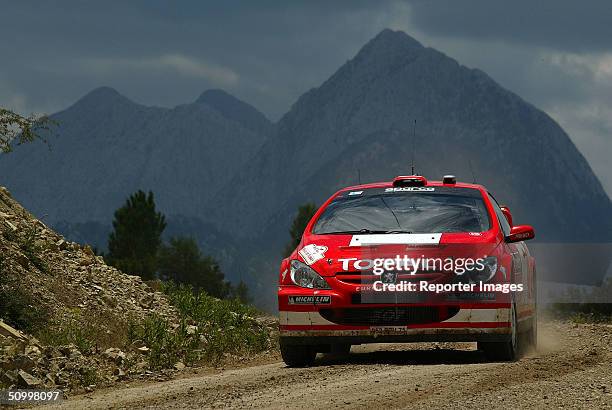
278,176 -> 537,338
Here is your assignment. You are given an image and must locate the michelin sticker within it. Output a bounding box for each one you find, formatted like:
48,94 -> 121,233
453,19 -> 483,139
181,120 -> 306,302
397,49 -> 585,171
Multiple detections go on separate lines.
288,295 -> 331,305
298,244 -> 328,265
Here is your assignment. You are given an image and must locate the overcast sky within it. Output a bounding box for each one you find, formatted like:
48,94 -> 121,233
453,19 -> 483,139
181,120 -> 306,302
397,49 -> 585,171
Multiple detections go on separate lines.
1,1 -> 611,195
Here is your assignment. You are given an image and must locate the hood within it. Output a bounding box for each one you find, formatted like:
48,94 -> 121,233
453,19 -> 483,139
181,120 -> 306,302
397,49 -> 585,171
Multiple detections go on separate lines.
297,231 -> 502,277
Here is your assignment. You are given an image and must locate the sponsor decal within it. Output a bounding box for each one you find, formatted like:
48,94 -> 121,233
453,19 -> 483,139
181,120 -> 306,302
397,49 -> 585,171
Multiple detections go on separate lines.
348,191 -> 363,196
298,244 -> 328,265
288,295 -> 331,305
385,187 -> 435,192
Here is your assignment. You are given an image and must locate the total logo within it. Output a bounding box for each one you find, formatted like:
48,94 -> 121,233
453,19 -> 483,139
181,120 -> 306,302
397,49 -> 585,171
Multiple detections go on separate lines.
385,187 -> 435,192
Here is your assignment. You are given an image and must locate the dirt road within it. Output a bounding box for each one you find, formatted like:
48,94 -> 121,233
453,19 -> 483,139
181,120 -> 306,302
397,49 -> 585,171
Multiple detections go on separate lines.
47,320 -> 611,409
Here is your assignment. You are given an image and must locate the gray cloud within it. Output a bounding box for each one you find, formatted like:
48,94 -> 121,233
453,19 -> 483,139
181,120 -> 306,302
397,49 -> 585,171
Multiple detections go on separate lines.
0,1 -> 610,195
407,0 -> 612,52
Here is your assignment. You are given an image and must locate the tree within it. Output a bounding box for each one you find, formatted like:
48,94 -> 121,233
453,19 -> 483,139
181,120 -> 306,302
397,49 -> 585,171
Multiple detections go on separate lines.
106,190 -> 166,280
0,108 -> 54,153
157,237 -> 231,298
230,280 -> 251,304
283,202 -> 317,257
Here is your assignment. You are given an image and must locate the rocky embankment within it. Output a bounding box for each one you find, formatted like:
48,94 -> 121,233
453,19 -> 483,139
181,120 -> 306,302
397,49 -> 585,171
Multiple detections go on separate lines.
0,185 -> 181,392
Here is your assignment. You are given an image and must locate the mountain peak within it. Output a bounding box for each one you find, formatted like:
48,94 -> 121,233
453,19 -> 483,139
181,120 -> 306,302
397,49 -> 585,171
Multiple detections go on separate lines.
74,86 -> 133,108
196,89 -> 235,105
372,29 -> 423,46
195,89 -> 272,134
286,29 -> 426,122
359,29 -> 424,57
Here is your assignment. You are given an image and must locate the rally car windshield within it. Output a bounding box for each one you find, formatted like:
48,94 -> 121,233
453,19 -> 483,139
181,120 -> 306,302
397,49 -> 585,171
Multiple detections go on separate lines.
312,188 -> 491,234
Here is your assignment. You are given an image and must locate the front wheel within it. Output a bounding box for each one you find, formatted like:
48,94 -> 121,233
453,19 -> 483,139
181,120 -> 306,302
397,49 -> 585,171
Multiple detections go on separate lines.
330,343 -> 351,356
478,302 -> 519,361
280,341 -> 316,367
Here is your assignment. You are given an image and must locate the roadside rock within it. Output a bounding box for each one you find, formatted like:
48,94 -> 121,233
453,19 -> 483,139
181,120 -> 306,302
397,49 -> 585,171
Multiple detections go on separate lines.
17,369 -> 42,387
0,321 -> 28,341
102,348 -> 126,364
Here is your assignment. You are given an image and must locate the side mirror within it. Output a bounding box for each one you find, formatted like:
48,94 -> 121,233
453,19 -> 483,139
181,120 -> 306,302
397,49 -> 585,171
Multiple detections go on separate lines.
505,225 -> 535,243
500,205 -> 513,227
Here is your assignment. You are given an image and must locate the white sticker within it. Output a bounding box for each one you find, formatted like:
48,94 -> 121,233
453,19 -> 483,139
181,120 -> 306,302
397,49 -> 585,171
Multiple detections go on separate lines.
298,244 -> 328,265
348,191 -> 363,196
349,233 -> 442,246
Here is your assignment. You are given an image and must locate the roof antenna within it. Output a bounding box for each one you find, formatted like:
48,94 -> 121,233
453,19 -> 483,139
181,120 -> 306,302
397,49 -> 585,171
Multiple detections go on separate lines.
411,119 -> 416,175
357,168 -> 361,185
469,159 -> 477,184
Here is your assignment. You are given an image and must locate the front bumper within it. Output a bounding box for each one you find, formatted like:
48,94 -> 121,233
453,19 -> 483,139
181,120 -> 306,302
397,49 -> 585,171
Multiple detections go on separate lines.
279,307 -> 512,344
281,332 -> 511,345
278,285 -> 513,345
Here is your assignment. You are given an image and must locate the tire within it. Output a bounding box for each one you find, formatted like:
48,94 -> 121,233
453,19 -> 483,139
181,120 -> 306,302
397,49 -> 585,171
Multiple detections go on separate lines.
326,343 -> 351,359
331,343 -> 351,355
479,301 -> 519,361
280,341 -> 316,367
527,270 -> 538,351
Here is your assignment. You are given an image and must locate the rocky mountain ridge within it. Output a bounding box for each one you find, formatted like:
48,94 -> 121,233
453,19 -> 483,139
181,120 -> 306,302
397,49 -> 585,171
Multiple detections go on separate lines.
0,29 -> 611,309
0,86 -> 271,228
212,29 -> 612,244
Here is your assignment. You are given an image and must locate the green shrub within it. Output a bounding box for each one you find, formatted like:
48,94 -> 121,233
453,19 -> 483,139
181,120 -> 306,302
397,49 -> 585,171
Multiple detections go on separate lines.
19,224 -> 49,273
37,313 -> 95,353
0,274 -> 49,332
78,366 -> 98,386
127,282 -> 272,369
163,282 -> 270,362
127,315 -> 200,369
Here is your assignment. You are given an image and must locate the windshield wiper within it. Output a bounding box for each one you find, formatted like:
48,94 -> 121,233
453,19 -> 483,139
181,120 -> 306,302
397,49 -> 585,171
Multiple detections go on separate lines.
319,229 -> 389,235
319,229 -> 414,235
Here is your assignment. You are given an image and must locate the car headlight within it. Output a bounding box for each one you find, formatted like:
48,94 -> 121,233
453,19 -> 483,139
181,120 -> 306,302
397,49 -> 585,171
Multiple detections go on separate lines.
468,256 -> 498,283
290,259 -> 331,289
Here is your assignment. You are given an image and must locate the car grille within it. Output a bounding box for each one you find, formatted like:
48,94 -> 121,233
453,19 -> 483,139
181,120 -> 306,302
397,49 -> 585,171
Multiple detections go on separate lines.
335,271 -> 447,285
351,292 -> 428,304
319,306 -> 459,326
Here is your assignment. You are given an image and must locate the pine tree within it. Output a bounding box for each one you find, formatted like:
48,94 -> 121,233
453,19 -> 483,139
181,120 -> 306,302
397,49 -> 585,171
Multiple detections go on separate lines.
106,190 -> 166,280
231,280 -> 251,304
283,202 -> 317,257
157,237 -> 231,298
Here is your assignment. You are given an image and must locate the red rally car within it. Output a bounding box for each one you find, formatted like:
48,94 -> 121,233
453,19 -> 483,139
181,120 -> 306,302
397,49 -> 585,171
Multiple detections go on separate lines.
278,175 -> 537,366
